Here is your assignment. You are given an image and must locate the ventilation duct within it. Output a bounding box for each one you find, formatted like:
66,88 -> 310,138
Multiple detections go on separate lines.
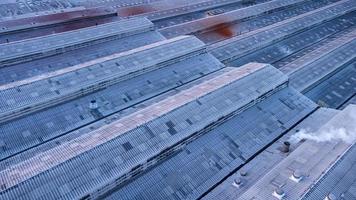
290,170 -> 303,182
89,100 -> 98,109
232,178 -> 243,188
279,141 -> 290,153
272,188 -> 285,199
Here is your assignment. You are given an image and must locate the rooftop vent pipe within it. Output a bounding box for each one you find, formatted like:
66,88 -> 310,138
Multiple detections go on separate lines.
324,193 -> 337,200
272,187 -> 285,199
232,178 -> 243,188
89,100 -> 98,109
289,170 -> 303,182
240,170 -> 248,176
280,141 -> 290,153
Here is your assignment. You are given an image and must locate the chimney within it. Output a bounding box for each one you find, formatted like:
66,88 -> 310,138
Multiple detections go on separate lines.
89,100 -> 98,109
272,187 -> 285,199
280,141 -> 290,153
290,170 -> 303,182
232,178 -> 243,188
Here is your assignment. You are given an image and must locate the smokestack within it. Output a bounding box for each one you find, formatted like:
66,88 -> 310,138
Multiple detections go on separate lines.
279,141 -> 290,153
232,178 -> 243,188
89,100 -> 98,109
272,187 -> 285,199
289,170 -> 303,182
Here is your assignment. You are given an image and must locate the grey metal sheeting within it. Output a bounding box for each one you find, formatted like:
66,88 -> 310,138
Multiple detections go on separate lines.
0,36 -> 205,123
159,0 -> 305,38
281,30 -> 356,75
72,0 -> 161,8
0,7 -> 87,33
340,95 -> 356,109
0,30 -> 164,85
203,107 -> 337,200
0,0 -> 74,19
0,50 -> 223,161
305,61 -> 356,108
227,13 -> 356,68
302,132 -> 356,199
0,63 -> 288,199
237,105 -> 356,200
106,87 -> 316,200
287,39 -> 356,93
0,64 -> 227,171
196,0 -> 339,45
0,17 -> 153,65
137,0 -> 239,21
209,0 -> 356,63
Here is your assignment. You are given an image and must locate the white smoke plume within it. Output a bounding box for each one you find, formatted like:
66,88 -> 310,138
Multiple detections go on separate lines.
290,105 -> 356,144
289,127 -> 356,144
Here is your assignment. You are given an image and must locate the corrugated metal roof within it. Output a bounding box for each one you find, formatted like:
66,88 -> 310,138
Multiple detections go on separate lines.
106,86 -> 316,200
204,108 -> 338,200
0,17 -> 153,65
160,0 -> 304,38
0,38 -> 222,161
288,39 -> 356,93
237,105 -> 356,200
0,36 -> 205,123
0,63 -> 288,199
209,0 -> 356,63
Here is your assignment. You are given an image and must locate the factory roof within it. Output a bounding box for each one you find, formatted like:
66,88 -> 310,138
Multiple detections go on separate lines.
237,104 -> 356,200
0,63 -> 289,199
209,0 -> 355,63
0,17 -> 153,65
0,36 -> 204,123
160,0 -> 304,38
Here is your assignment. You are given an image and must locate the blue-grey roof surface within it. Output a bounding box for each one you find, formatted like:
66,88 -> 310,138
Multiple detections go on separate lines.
0,24 -> 164,85
209,0 -> 356,63
0,1 -> 355,200
236,104 -> 356,200
106,86 -> 316,200
196,0 -> 339,44
0,63 -> 288,200
305,61 -> 356,109
159,0 -> 305,38
0,36 -> 205,122
0,36 -> 223,160
286,36 -> 355,94
302,132 -> 356,199
203,107 -> 339,200
226,14 -> 356,68
0,17 -> 154,65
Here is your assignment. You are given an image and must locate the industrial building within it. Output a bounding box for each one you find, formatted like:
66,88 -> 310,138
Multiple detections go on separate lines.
0,0 -> 355,199
206,104 -> 356,200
